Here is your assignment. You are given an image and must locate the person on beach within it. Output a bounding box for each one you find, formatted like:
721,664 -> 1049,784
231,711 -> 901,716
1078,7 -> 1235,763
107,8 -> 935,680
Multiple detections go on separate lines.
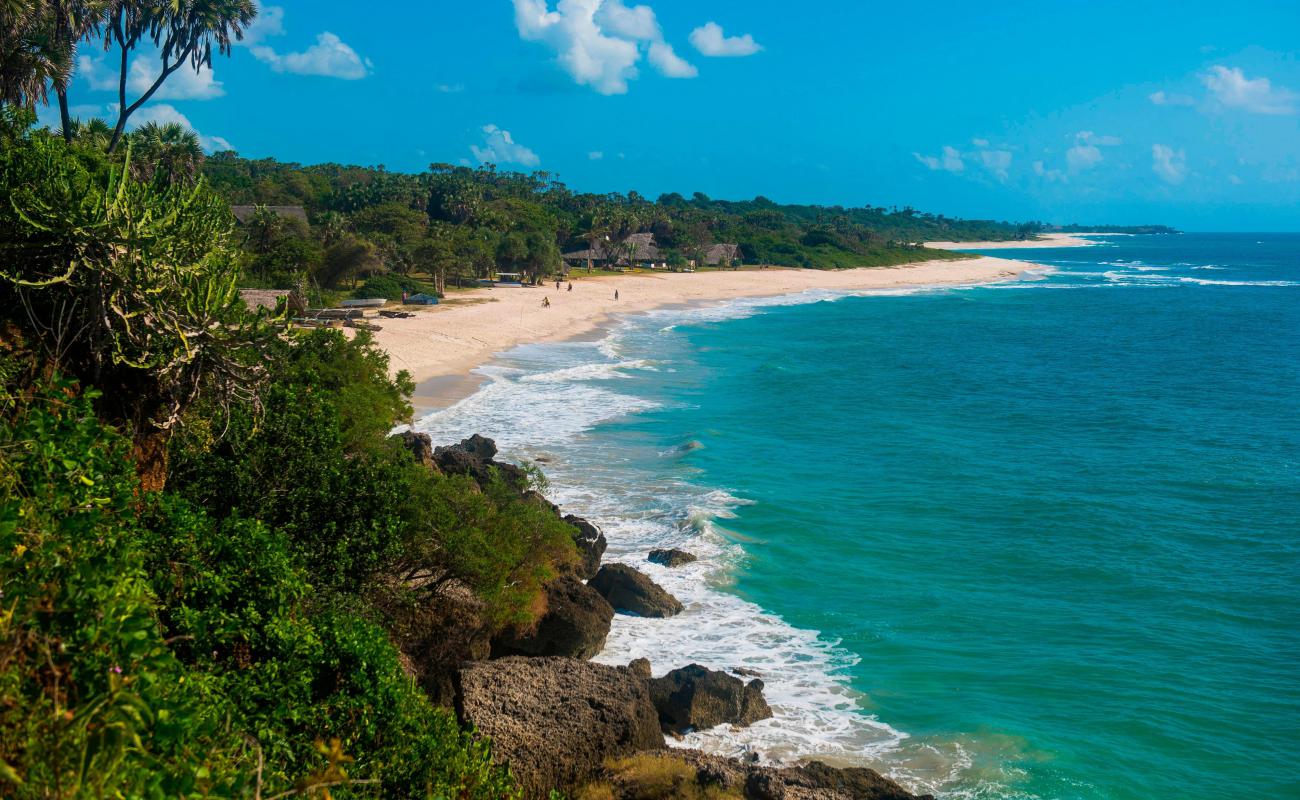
614,289 -> 619,300
542,296 -> 550,308
567,282 -> 573,292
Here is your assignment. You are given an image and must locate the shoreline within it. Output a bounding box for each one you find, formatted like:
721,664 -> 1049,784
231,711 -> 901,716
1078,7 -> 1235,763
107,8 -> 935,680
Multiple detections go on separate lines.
375,255 -> 1056,414
924,231 -> 1112,249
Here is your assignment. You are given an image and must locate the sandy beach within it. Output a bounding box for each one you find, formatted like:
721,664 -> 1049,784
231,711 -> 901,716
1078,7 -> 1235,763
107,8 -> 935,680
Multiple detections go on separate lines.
371,256 -> 1047,409
924,232 -> 1112,249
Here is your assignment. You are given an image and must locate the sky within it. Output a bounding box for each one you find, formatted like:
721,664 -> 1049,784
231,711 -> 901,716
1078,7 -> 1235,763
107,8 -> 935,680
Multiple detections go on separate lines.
48,0 -> 1300,230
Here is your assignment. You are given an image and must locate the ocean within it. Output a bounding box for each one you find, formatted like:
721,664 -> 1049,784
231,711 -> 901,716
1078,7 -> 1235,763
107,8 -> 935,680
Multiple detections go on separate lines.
413,232 -> 1300,800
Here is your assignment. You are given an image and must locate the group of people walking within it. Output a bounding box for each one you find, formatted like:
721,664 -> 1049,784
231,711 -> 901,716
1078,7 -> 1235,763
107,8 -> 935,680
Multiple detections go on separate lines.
541,281 -> 619,308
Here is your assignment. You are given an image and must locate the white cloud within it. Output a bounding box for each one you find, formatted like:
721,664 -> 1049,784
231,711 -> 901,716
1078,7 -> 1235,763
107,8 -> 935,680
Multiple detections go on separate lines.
588,150 -> 604,160
252,32 -> 371,79
77,54 -> 119,91
129,57 -> 225,100
512,0 -> 696,94
1066,131 -> 1120,172
689,21 -> 761,57
971,137 -> 989,147
913,145 -> 964,173
1033,160 -> 1065,183
648,41 -> 697,78
241,3 -> 285,44
470,124 -> 540,167
1149,90 -> 1194,107
978,148 -> 1013,180
1200,65 -> 1297,115
126,103 -> 233,152
1151,143 -> 1186,184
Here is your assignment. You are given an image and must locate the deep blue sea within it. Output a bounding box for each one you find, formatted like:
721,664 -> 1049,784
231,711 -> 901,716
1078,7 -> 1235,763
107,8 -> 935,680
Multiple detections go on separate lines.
415,233 -> 1300,800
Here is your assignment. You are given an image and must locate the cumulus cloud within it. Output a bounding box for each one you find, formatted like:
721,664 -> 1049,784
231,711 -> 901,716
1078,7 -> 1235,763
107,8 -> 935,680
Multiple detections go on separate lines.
1149,90 -> 1195,107
1066,131 -> 1120,172
978,148 -> 1013,180
588,150 -> 604,159
1151,144 -> 1186,184
512,0 -> 696,95
238,5 -> 370,79
470,124 -> 540,167
689,21 -> 761,57
251,32 -> 371,79
1033,160 -> 1065,183
127,103 -> 233,152
913,145 -> 964,173
129,57 -> 225,100
1200,65 -> 1297,115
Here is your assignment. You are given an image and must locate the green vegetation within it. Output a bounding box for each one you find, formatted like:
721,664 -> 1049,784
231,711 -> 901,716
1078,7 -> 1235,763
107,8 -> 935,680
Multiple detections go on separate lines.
1049,224 -> 1180,234
0,107 -> 580,797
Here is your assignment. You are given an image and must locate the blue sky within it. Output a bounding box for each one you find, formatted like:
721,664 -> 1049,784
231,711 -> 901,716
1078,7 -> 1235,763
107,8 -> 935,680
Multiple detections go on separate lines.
51,0 -> 1300,230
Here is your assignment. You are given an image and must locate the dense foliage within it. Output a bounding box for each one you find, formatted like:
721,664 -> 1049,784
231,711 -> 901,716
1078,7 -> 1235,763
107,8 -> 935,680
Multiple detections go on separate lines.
0,112 -> 583,798
200,155 -> 1040,292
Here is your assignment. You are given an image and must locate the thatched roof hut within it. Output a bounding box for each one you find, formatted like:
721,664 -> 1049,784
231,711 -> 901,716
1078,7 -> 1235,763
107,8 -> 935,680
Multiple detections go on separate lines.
230,205 -> 309,225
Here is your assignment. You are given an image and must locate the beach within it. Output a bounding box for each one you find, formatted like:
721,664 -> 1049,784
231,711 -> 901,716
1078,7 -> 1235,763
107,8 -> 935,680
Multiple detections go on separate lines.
924,232 -> 1111,249
373,255 -> 1050,408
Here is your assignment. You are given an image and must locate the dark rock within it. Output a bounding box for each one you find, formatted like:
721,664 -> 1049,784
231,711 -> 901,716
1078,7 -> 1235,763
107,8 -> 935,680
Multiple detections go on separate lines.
648,547 -> 698,568
671,750 -> 933,800
563,514 -> 608,579
396,430 -> 436,469
733,667 -> 762,678
589,563 -> 684,618
433,434 -> 526,489
490,576 -> 613,660
648,663 -> 772,734
591,750 -> 932,800
456,656 -> 664,797
627,658 -> 652,680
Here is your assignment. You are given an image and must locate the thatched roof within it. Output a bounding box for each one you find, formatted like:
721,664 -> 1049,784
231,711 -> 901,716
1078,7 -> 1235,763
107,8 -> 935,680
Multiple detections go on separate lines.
238,289 -> 290,310
230,205 -> 308,225
704,243 -> 740,265
563,232 -> 661,263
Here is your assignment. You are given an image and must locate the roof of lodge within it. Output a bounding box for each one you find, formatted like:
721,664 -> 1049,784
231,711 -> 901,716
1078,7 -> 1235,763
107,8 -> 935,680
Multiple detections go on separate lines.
238,289 -> 290,310
563,232 -> 661,263
230,205 -> 309,225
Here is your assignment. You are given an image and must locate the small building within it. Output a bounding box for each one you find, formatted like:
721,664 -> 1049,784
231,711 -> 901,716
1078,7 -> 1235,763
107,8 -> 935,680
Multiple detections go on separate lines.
238,288 -> 290,311
563,232 -> 667,270
230,205 -> 309,225
703,243 -> 741,267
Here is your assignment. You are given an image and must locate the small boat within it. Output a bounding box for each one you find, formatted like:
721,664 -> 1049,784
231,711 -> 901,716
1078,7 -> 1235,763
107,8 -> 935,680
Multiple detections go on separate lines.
339,298 -> 388,308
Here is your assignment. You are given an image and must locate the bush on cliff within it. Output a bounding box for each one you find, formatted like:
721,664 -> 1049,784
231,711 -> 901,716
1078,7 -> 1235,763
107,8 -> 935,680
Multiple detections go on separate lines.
0,372 -> 519,798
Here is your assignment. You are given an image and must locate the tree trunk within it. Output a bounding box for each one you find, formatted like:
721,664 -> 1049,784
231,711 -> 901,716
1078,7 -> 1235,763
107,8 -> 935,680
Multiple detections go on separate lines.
57,89 -> 72,142
132,428 -> 171,493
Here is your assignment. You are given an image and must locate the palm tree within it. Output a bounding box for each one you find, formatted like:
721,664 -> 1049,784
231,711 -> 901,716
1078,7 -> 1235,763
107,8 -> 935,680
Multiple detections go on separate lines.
66,115 -> 112,148
129,120 -> 204,184
0,1 -> 70,109
104,0 -> 257,152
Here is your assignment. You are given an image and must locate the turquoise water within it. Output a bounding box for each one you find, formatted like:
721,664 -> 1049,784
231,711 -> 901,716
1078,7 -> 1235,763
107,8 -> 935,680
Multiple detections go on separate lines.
417,234 -> 1300,799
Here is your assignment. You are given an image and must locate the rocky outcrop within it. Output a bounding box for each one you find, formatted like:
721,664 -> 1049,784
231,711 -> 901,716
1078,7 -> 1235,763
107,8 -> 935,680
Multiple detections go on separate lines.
648,548 -> 698,568
456,656 -> 664,797
648,663 -> 772,734
432,434 -> 526,488
563,514 -> 608,579
490,576 -> 613,660
396,430 -> 437,469
589,563 -> 684,618
670,750 -> 933,800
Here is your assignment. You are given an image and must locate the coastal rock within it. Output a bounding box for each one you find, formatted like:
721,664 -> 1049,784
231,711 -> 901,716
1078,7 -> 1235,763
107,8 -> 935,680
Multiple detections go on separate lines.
648,547 -> 698,568
456,656 -> 664,796
671,750 -> 932,800
648,664 -> 772,734
433,434 -> 526,488
490,576 -> 614,660
563,514 -> 608,579
589,563 -> 684,618
395,430 -> 436,470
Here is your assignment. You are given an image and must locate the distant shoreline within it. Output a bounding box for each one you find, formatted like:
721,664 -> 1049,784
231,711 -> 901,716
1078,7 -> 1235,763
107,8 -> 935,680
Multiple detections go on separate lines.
369,256 -> 1052,414
924,232 -> 1112,249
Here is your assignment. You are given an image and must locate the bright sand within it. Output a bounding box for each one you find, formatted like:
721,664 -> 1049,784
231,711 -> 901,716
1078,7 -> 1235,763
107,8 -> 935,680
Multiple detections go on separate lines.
370,256 -> 1050,407
924,232 -> 1113,249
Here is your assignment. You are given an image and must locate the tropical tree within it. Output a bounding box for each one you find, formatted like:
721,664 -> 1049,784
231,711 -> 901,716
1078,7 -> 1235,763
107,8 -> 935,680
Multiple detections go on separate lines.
103,0 -> 257,152
317,234 -> 381,290
0,0 -> 69,109
129,119 -> 204,183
